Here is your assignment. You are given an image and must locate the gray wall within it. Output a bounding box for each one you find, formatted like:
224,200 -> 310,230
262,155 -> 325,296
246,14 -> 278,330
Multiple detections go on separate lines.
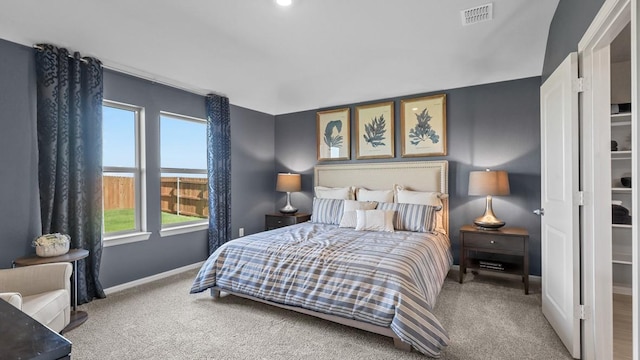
100,71 -> 274,287
542,0 -> 605,82
0,39 -> 41,268
275,77 -> 543,275
0,39 -> 275,289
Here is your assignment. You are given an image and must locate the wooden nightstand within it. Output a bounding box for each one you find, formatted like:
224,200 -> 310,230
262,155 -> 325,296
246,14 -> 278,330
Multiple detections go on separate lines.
265,213 -> 311,231
459,225 -> 530,294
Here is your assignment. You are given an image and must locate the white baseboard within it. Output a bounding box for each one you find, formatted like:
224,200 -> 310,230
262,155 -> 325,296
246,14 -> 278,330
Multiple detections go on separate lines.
104,261 -> 204,296
613,284 -> 632,296
450,264 -> 541,282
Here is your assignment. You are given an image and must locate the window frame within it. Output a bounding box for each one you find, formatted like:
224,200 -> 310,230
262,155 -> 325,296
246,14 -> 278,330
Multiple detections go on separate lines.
102,100 -> 150,245
159,111 -> 209,231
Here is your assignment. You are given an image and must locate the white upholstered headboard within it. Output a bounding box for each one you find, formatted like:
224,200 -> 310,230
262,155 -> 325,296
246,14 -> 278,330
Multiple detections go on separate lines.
314,161 -> 449,234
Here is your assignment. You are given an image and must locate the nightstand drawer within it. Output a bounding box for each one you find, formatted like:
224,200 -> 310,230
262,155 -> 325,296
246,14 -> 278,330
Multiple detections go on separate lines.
265,213 -> 311,231
266,215 -> 297,228
463,233 -> 524,252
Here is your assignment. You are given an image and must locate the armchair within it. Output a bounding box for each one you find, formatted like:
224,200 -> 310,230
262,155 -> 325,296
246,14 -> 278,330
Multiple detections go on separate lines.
0,263 -> 72,333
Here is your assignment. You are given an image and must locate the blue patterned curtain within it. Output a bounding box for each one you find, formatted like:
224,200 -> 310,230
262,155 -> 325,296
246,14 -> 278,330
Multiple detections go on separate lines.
205,94 -> 231,254
35,44 -> 105,304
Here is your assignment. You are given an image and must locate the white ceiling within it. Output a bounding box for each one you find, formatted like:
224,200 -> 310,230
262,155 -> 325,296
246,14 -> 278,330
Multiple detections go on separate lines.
0,0 -> 559,115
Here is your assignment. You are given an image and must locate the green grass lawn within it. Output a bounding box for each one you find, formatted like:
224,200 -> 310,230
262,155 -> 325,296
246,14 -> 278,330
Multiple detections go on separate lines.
104,209 -> 204,233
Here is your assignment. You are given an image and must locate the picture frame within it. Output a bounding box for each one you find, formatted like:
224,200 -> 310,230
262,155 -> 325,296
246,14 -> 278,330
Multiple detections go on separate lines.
317,108 -> 351,161
400,94 -> 447,157
355,101 -> 394,159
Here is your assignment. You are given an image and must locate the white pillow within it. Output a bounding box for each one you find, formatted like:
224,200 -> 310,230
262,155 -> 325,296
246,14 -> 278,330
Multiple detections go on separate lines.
339,200 -> 378,228
314,186 -> 354,200
395,186 -> 443,208
355,210 -> 395,232
355,188 -> 394,202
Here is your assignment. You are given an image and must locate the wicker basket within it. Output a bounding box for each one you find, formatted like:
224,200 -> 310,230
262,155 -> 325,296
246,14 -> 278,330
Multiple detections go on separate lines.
35,242 -> 70,257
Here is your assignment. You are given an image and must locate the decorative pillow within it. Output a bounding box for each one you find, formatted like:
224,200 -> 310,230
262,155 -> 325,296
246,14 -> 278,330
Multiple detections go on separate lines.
377,202 -> 439,233
339,200 -> 378,228
394,185 -> 444,209
394,185 -> 446,233
354,210 -> 394,232
311,198 -> 345,225
355,188 -> 394,202
314,186 -> 354,200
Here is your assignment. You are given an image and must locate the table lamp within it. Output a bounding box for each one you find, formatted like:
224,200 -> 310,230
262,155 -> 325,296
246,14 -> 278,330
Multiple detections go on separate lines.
468,169 -> 510,230
276,173 -> 301,214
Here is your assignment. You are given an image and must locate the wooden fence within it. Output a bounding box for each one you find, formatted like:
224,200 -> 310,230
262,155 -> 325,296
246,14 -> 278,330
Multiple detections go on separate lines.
160,177 -> 208,218
103,176 -> 208,218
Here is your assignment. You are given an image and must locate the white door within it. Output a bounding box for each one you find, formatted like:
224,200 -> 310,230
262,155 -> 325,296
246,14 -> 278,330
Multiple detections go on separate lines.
540,52 -> 581,358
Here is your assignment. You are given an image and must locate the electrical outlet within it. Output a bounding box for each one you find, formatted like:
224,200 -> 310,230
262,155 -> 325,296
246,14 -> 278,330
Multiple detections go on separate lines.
239,227 -> 245,237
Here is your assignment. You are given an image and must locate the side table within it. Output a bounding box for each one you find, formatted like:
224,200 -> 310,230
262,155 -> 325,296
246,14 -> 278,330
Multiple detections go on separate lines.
14,248 -> 90,332
459,225 -> 530,294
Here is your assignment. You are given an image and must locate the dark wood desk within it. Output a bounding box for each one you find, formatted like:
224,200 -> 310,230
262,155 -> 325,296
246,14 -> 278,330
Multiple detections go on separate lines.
14,249 -> 90,332
0,298 -> 72,359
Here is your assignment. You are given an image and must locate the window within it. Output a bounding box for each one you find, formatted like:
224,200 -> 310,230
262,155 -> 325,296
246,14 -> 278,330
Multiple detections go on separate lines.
160,112 -> 208,228
102,101 -> 145,238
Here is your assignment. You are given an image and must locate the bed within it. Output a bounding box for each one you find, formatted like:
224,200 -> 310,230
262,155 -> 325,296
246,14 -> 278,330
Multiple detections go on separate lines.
190,161 -> 453,357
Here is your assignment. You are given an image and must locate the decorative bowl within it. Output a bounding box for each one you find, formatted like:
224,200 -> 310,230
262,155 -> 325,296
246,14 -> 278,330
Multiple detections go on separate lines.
621,177 -> 631,188
33,233 -> 70,257
35,242 -> 70,257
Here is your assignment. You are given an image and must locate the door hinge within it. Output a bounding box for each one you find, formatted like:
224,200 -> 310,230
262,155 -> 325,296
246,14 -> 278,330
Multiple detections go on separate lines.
573,77 -> 587,93
577,191 -> 585,206
576,304 -> 590,320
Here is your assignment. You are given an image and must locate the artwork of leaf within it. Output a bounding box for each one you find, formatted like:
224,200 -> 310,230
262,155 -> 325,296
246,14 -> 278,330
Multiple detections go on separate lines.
363,114 -> 386,147
324,120 -> 343,148
409,108 -> 440,146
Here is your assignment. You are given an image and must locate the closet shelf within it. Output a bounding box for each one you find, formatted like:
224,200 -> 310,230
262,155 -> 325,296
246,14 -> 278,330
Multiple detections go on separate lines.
612,253 -> 632,265
611,150 -> 632,160
611,112 -> 632,119
611,121 -> 631,127
612,187 -> 632,193
612,224 -> 633,229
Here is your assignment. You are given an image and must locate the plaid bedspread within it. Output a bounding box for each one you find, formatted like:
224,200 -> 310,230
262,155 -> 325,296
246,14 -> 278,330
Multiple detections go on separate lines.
190,222 -> 452,357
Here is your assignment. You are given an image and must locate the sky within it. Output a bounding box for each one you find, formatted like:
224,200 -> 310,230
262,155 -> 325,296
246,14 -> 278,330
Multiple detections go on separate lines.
103,106 -> 207,172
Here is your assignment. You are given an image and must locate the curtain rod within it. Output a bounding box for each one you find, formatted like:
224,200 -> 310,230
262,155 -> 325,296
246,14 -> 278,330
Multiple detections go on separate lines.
31,45 -> 227,98
32,44 -> 90,64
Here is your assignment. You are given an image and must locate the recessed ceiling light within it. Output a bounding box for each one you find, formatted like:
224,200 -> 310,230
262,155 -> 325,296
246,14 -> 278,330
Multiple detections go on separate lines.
276,0 -> 292,6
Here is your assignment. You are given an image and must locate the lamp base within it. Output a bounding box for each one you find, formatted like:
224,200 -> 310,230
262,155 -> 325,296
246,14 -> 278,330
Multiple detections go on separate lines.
279,192 -> 298,214
473,220 -> 505,231
279,205 -> 298,214
473,195 -> 505,230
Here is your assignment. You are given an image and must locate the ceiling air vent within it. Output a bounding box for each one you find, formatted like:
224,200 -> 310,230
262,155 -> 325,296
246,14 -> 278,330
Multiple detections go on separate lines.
461,3 -> 493,26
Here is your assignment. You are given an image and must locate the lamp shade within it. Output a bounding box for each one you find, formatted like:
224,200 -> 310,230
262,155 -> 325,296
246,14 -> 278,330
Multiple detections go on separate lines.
276,173 -> 301,192
468,170 -> 510,196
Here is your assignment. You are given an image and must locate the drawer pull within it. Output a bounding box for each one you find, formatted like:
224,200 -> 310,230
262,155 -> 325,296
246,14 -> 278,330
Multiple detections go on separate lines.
277,220 -> 282,224
490,240 -> 495,244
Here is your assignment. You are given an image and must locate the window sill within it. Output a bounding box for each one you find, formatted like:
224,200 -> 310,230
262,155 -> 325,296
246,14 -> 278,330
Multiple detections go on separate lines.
103,231 -> 152,247
160,222 -> 208,237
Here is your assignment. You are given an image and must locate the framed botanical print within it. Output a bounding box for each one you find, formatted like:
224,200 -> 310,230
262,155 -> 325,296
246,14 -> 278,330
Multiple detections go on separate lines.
317,108 -> 350,161
355,101 -> 394,159
400,94 -> 447,157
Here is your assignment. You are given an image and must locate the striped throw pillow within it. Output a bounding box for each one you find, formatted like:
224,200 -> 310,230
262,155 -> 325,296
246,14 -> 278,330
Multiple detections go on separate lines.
311,198 -> 344,225
377,202 -> 439,232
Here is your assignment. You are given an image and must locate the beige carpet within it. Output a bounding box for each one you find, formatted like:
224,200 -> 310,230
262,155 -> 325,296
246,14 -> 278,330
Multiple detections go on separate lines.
64,270 -> 572,360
